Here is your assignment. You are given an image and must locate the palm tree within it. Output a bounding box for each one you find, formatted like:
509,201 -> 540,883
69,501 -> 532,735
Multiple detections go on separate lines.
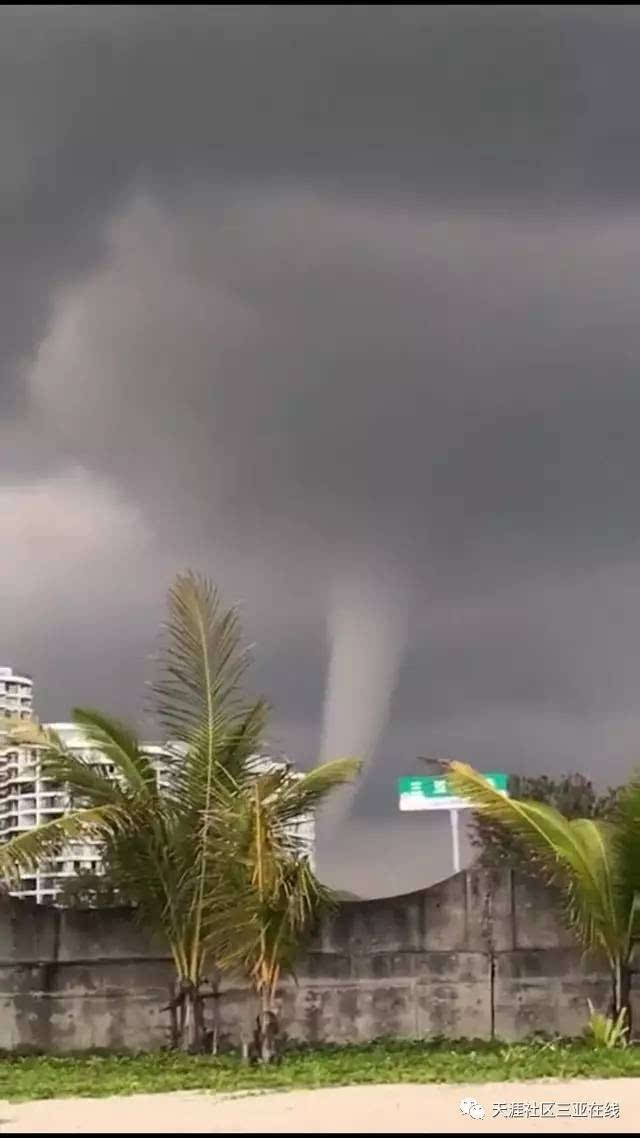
201,756 -> 356,1061
0,573 -> 360,1053
447,761 -> 640,1033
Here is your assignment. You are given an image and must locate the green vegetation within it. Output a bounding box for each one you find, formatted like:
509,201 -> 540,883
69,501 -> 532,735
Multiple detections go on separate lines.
0,573 -> 360,1057
587,1001 -> 629,1050
1,1038 -> 640,1102
449,761 -> 640,1034
468,772 -> 621,874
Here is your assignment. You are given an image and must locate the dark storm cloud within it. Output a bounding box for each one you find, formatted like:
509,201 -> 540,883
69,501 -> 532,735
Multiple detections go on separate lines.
3,2 -> 640,412
5,5 -> 640,894
28,195 -> 640,584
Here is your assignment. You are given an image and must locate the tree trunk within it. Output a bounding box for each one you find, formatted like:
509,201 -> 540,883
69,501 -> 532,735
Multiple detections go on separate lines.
611,959 -> 633,1039
165,978 -> 177,1046
240,1002 -> 256,1064
209,972 -> 221,1056
167,982 -> 180,1049
256,989 -> 280,1064
180,981 -> 206,1052
162,979 -> 208,1052
620,964 -> 632,1038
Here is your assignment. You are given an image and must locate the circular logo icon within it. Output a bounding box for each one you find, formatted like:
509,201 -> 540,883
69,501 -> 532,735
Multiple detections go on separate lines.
459,1097 -> 478,1116
459,1097 -> 485,1120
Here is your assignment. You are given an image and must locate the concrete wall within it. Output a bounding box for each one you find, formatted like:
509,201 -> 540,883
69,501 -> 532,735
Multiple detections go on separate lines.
0,870 -> 630,1051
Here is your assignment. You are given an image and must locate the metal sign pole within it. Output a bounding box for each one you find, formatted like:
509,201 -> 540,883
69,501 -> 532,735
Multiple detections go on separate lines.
450,807 -> 460,874
398,773 -> 508,879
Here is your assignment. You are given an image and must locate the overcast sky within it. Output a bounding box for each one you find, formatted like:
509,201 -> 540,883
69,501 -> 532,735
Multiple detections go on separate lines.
4,6 -> 640,895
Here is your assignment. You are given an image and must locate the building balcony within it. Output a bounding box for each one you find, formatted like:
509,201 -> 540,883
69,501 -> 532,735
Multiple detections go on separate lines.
2,815 -> 37,832
40,861 -> 64,874
14,877 -> 36,891
39,878 -> 59,891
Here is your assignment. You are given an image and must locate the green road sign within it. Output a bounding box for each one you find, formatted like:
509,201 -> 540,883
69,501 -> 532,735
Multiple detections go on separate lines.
398,771 -> 508,811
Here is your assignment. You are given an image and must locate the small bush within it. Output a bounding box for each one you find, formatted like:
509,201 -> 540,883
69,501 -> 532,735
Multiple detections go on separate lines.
586,1001 -> 629,1049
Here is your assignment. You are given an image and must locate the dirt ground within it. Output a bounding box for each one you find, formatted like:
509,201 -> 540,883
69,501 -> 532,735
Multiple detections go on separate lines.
0,1078 -> 637,1133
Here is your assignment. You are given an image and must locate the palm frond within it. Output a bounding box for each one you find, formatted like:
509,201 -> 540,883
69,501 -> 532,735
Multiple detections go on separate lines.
448,761 -> 625,960
36,745 -> 137,812
149,572 -> 270,983
0,804 -> 134,882
0,718 -> 58,748
261,758 -> 362,822
192,751 -> 359,996
150,572 -> 253,744
562,818 -> 620,960
610,775 -> 640,950
71,708 -> 158,797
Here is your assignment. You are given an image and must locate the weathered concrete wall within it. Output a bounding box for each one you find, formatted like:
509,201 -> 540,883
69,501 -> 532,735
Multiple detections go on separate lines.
0,870 -> 631,1050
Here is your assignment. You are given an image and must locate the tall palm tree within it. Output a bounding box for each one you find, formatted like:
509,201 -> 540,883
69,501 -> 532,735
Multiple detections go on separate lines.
0,573 -> 360,1052
447,760 -> 640,1032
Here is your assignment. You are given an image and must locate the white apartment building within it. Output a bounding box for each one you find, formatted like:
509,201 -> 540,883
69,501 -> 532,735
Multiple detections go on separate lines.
0,718 -> 314,903
0,722 -> 174,904
0,667 -> 33,721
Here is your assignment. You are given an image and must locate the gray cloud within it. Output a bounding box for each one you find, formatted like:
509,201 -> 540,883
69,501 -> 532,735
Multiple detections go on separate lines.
4,6 -> 640,895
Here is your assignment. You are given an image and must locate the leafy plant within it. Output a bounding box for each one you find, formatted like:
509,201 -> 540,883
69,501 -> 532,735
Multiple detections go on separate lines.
447,760 -> 640,1034
203,756 -> 358,1061
586,1000 -> 629,1049
468,772 -> 621,874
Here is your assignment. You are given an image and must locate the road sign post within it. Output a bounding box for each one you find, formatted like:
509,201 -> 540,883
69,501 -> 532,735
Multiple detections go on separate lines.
450,805 -> 460,873
397,772 -> 509,875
